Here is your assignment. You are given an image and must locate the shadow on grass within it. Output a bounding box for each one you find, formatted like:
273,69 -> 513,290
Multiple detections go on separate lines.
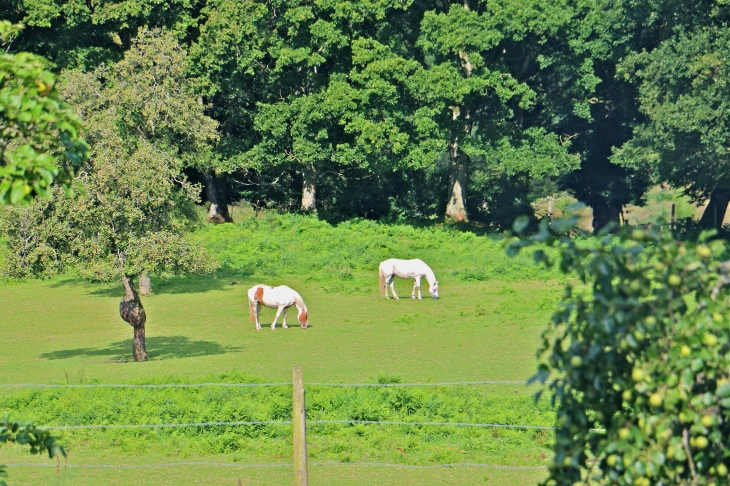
48,268 -> 254,298
38,335 -> 242,362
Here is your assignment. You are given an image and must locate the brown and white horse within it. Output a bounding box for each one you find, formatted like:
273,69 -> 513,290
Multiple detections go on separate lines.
247,284 -> 309,331
379,259 -> 439,300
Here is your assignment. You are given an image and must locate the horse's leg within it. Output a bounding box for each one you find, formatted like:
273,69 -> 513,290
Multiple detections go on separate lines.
282,307 -> 289,329
411,279 -> 417,299
271,306 -> 285,330
390,277 -> 400,300
416,276 -> 423,300
255,302 -> 262,331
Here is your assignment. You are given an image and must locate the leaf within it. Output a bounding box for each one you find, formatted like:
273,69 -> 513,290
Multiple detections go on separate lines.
528,364 -> 550,384
513,215 -> 530,234
534,249 -> 547,264
9,179 -> 26,204
551,216 -> 578,233
532,219 -> 551,242
717,383 -> 730,397
506,239 -> 533,257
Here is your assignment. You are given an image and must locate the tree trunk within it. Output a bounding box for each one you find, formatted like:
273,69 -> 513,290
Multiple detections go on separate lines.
445,136 -> 469,222
139,273 -> 152,296
591,201 -> 621,234
204,168 -> 233,224
302,164 -> 316,211
699,188 -> 730,229
133,325 -> 147,362
120,275 -> 148,361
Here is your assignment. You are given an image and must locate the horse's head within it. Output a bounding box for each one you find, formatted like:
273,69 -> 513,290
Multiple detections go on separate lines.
429,281 -> 439,299
298,308 -> 309,328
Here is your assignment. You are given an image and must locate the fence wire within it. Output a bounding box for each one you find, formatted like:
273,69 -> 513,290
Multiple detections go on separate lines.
32,419 -> 556,431
33,419 -> 611,433
3,461 -> 544,471
1,378 -> 556,476
312,419 -> 555,430
38,419 -> 553,431
0,380 -> 531,389
47,420 -> 292,430
0,382 -> 291,389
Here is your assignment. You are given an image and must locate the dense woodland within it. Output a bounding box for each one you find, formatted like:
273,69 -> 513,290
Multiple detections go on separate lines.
4,0 -> 730,284
3,0 -> 730,231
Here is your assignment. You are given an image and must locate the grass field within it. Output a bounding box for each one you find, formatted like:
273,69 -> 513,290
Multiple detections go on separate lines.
0,449 -> 548,485
1,212 -> 562,485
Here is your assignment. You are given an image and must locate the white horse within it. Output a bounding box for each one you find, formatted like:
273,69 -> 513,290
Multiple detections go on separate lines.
379,259 -> 439,300
248,284 -> 309,331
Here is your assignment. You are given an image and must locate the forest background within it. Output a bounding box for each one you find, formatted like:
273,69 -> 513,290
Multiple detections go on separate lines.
3,0 -> 730,235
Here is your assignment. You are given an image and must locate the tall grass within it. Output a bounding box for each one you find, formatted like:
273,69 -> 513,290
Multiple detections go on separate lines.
194,211 -> 563,288
0,373 -> 554,466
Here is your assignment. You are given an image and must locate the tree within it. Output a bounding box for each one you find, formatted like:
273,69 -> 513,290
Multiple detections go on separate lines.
0,21 -> 88,205
495,0 -> 657,233
57,28 -> 218,360
510,220 -> 730,485
193,0 -> 415,212
615,22 -> 730,229
342,0 -> 579,223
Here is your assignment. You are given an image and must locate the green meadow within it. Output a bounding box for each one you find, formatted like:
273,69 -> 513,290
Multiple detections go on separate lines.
0,212 -> 563,485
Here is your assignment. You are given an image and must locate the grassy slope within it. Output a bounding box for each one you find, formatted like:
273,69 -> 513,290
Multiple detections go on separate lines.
0,212 -> 562,484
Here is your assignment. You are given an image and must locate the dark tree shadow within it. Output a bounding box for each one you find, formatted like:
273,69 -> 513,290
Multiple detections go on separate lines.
38,335 -> 242,362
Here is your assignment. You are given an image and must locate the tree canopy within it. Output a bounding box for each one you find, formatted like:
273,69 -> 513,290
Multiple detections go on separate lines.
4,0 -> 730,227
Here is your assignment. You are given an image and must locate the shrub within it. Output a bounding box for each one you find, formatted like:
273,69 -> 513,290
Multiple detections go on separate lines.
510,219 -> 730,485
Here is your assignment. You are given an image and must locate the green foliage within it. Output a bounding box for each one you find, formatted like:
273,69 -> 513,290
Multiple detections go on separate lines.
0,187 -> 78,278
0,373 -> 554,465
615,24 -> 730,202
0,21 -> 88,205
510,220 -> 730,485
57,28 -> 217,282
0,414 -> 65,486
0,29 -> 219,281
195,210 -> 562,286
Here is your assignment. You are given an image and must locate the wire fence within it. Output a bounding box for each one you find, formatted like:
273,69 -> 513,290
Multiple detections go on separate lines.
2,379 -> 555,431
33,419 -> 555,431
3,461 -> 545,471
1,379 -> 557,430
0,379 -> 531,389
1,378 -> 555,477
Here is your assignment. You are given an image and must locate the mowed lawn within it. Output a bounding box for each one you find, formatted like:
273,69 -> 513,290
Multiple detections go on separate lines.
1,273 -> 559,385
1,269 -> 560,485
0,450 -> 548,485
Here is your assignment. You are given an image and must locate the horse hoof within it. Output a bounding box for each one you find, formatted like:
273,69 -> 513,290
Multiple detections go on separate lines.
283,325 -> 288,329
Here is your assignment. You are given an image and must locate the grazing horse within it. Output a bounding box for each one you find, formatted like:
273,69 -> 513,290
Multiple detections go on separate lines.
379,259 -> 439,300
248,284 -> 309,331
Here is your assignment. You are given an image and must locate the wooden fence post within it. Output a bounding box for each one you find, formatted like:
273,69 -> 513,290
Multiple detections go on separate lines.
293,366 -> 308,486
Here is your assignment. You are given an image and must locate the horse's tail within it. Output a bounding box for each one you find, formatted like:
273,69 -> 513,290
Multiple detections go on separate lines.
378,268 -> 385,296
249,299 -> 256,322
